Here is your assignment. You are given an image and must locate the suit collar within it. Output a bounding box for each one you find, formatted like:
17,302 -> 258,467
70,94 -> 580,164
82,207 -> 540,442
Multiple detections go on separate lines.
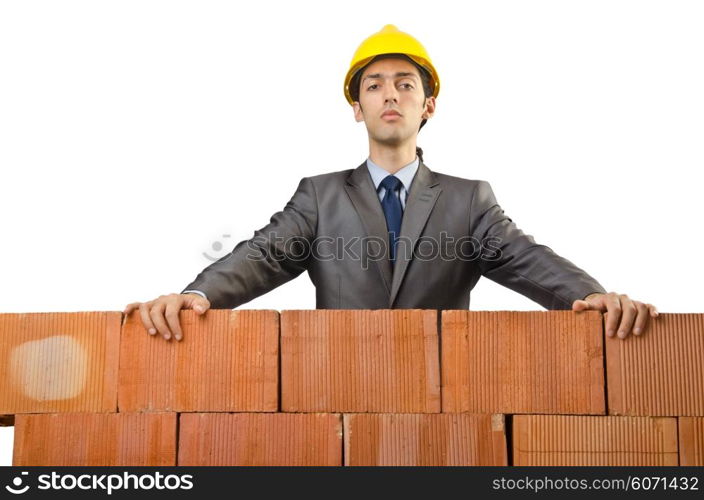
344,158 -> 442,306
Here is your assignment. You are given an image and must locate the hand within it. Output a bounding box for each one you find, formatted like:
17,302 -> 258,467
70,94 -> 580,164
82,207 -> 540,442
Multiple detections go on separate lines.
572,292 -> 659,340
122,293 -> 211,341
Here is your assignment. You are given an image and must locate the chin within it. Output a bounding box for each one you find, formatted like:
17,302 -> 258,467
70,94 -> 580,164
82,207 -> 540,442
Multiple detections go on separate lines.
373,130 -> 410,145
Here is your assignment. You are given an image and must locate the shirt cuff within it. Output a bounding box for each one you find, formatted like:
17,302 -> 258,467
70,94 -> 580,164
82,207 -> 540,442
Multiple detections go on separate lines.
182,289 -> 208,301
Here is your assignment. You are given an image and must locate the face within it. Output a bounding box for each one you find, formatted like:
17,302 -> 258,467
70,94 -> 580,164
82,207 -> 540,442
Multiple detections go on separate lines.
353,57 -> 435,147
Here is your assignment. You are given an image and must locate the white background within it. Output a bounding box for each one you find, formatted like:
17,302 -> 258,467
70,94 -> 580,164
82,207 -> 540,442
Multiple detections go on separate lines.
1,0 -> 702,465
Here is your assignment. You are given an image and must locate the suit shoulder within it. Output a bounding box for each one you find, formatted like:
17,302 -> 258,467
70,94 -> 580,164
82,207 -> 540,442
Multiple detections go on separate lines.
305,168 -> 355,184
432,170 -> 491,192
427,170 -> 499,208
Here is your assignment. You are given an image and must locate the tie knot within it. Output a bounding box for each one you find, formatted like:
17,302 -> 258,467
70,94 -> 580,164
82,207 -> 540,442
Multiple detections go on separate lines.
379,175 -> 403,193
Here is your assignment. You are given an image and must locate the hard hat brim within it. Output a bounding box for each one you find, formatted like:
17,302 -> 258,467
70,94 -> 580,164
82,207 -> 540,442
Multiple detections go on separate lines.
343,53 -> 440,105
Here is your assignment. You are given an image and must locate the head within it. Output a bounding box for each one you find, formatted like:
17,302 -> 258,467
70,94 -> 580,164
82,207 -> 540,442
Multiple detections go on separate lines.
350,54 -> 436,152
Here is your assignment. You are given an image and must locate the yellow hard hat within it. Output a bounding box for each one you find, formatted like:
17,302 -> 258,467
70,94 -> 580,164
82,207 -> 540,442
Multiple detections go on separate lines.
344,24 -> 440,105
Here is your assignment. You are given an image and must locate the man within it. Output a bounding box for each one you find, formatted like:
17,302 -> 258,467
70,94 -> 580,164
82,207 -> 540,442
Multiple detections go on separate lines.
124,24 -> 658,342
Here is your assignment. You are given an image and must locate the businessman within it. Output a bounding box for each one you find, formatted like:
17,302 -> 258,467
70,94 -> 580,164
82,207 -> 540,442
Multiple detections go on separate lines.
124,25 -> 658,342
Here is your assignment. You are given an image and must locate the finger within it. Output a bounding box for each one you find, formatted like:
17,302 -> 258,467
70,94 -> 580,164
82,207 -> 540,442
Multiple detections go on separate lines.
139,302 -> 157,336
616,294 -> 637,339
149,302 -> 173,340
647,303 -> 659,318
604,292 -> 622,337
123,302 -> 140,315
632,301 -> 649,336
164,300 -> 184,341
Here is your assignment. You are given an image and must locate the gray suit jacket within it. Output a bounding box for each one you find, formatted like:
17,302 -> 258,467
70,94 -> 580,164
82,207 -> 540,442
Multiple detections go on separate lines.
182,159 -> 606,310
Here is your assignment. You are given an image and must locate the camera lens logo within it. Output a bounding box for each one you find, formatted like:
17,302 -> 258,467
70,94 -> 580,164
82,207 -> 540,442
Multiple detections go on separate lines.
5,472 -> 30,495
203,234 -> 232,262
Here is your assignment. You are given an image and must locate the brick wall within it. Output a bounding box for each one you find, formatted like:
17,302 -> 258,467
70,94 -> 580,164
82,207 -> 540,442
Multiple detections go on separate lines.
0,309 -> 702,466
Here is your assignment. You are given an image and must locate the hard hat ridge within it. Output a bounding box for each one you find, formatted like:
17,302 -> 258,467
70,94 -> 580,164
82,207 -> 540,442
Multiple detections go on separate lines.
343,24 -> 440,106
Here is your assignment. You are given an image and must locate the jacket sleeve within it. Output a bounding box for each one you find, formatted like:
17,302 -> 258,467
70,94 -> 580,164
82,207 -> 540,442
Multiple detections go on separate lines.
180,176 -> 318,309
470,180 -> 607,310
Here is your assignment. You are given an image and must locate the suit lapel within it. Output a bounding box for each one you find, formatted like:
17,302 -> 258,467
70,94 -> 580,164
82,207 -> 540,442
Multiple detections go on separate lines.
389,159 -> 442,307
344,159 -> 442,305
344,161 -> 393,294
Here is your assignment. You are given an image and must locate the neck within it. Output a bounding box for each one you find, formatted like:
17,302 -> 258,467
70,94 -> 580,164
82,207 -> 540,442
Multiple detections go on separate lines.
368,139 -> 417,175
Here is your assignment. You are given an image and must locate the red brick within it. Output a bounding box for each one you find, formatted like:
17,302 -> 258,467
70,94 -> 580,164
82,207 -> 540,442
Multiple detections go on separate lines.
344,413 -> 507,465
606,313 -> 704,416
679,417 -> 704,466
13,412 -> 176,466
281,310 -> 440,412
442,310 -> 604,414
513,415 -> 678,466
119,310 -> 278,412
178,413 -> 342,465
0,312 -> 120,413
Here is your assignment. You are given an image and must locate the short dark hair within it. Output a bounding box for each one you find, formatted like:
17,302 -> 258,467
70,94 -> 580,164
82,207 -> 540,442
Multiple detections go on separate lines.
349,53 -> 433,103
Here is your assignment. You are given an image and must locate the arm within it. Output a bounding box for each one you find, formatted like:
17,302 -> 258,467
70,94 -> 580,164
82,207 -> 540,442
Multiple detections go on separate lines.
470,180 -> 606,310
180,176 -> 318,309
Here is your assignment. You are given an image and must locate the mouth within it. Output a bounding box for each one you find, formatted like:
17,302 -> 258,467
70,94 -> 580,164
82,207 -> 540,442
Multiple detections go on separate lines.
381,111 -> 402,120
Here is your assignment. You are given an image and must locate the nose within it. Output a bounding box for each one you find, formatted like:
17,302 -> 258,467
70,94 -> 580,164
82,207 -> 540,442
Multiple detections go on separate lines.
382,81 -> 399,104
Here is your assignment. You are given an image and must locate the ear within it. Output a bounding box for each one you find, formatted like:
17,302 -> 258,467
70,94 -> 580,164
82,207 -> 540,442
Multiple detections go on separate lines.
353,101 -> 365,123
422,96 -> 436,120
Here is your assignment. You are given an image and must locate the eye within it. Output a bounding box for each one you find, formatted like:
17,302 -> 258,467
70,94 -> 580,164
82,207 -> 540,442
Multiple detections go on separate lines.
367,84 -> 378,91
400,83 -> 414,89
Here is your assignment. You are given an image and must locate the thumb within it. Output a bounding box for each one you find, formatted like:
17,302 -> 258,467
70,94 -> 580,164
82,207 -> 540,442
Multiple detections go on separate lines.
185,296 -> 210,314
572,299 -> 592,311
194,299 -> 210,314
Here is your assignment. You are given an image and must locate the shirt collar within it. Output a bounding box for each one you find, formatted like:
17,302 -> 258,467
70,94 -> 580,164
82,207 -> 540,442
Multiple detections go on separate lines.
366,155 -> 419,193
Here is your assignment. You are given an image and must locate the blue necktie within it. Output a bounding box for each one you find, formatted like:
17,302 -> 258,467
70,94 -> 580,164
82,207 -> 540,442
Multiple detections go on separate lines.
379,175 -> 404,263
